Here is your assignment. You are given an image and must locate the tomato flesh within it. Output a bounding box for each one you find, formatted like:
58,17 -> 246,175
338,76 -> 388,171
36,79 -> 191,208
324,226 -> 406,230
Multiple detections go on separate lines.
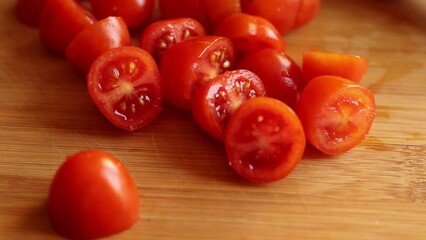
87,46 -> 163,131
225,97 -> 305,183
297,75 -> 376,155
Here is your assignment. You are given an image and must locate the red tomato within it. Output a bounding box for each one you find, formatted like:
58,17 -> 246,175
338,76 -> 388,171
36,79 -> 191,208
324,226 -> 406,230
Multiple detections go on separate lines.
192,69 -> 266,141
201,0 -> 242,27
87,46 -> 163,131
214,13 -> 285,57
89,0 -> 155,30
139,18 -> 206,63
39,0 -> 95,53
240,0 -> 301,35
48,150 -> 140,239
293,0 -> 321,28
66,16 -> 131,73
297,75 -> 376,155
15,0 -> 48,28
302,50 -> 368,84
160,36 -> 235,111
225,97 -> 305,183
159,0 -> 211,30
237,48 -> 303,110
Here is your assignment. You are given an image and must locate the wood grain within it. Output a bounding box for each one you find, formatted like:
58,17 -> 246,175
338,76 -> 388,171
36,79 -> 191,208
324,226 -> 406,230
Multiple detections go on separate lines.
1,0 -> 426,239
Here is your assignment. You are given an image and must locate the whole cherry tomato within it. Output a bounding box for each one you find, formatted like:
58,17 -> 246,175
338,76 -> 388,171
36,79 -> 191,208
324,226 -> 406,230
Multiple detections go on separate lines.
192,69 -> 266,141
225,97 -> 306,183
237,48 -> 303,110
87,46 -> 163,131
89,0 -> 155,30
66,16 -> 131,73
302,50 -> 368,84
39,0 -> 95,53
214,13 -> 285,57
201,0 -> 241,28
15,0 -> 48,28
48,149 -> 140,239
159,0 -> 210,30
293,0 -> 321,28
297,75 -> 376,155
160,36 -> 235,111
139,18 -> 206,63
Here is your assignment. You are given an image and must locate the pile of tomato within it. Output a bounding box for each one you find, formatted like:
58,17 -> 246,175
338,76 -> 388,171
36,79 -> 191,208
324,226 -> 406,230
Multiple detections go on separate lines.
15,0 -> 377,239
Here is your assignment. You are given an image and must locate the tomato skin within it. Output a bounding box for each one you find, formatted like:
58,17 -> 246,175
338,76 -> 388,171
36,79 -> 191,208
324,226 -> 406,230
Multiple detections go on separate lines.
15,0 -> 48,28
48,150 -> 140,239
159,0 -> 211,30
237,48 -> 303,110
240,0 -> 301,35
214,13 -> 285,57
160,36 -> 235,111
225,97 -> 305,183
39,0 -> 95,53
201,0 -> 241,28
89,0 -> 155,30
87,46 -> 163,131
139,18 -> 207,63
66,16 -> 131,73
293,0 -> 321,28
296,75 -> 376,155
192,69 -> 266,141
302,50 -> 368,84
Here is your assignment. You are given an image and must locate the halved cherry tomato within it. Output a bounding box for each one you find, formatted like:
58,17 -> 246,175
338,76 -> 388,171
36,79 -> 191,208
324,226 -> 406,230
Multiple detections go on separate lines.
296,75 -> 376,155
89,0 -> 155,30
201,0 -> 241,28
48,149 -> 140,239
293,0 -> 321,28
160,36 -> 235,111
237,48 -> 303,110
192,69 -> 266,141
39,0 -> 95,53
159,0 -> 211,30
139,18 -> 206,63
302,50 -> 368,84
240,0 -> 301,35
66,16 -> 131,73
225,97 -> 305,183
214,13 -> 285,57
15,0 -> 48,28
87,46 -> 162,131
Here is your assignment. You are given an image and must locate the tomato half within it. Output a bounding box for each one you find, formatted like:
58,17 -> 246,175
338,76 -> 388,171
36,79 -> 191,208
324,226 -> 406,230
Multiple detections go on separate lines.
48,150 -> 140,239
293,0 -> 321,28
192,69 -> 266,141
214,13 -> 285,57
159,36 -> 235,111
302,50 -> 368,84
237,48 -> 303,110
159,0 -> 211,30
225,97 -> 305,183
139,18 -> 206,63
15,0 -> 48,28
240,0 -> 301,35
89,0 -> 155,29
66,16 -> 131,73
87,46 -> 163,131
296,75 -> 376,155
39,0 -> 95,53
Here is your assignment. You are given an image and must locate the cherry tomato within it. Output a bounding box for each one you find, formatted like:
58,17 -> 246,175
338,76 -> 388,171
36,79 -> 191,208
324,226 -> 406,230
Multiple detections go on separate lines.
302,50 -> 368,84
66,16 -> 131,73
201,0 -> 241,27
214,13 -> 285,57
87,46 -> 163,131
192,69 -> 266,141
160,36 -> 235,111
39,0 -> 95,53
139,18 -> 206,63
293,0 -> 321,28
240,0 -> 301,35
237,48 -> 303,110
159,0 -> 211,30
15,0 -> 48,28
225,97 -> 305,183
296,75 -> 376,155
89,0 -> 155,30
48,149 -> 140,239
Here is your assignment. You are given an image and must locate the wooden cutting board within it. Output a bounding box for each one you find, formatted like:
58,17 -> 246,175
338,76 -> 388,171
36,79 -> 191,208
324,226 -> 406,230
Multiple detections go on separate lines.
1,0 -> 425,239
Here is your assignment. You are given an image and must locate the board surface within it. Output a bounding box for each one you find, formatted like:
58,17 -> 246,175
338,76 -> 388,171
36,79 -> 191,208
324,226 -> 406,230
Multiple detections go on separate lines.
1,0 -> 426,239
